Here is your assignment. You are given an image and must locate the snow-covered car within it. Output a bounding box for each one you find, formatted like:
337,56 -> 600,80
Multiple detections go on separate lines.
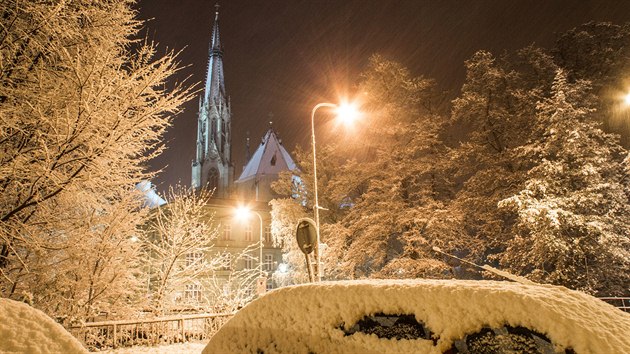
0,298 -> 87,354
203,279 -> 630,354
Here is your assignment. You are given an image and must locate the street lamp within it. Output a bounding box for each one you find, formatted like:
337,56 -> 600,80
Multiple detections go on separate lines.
310,101 -> 360,282
234,206 -> 264,279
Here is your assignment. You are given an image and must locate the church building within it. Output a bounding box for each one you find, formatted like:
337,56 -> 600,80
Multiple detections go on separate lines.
183,5 -> 295,307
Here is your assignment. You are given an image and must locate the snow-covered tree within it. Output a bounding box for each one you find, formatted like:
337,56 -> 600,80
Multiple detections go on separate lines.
0,0 -> 191,323
328,56 -> 454,279
498,71 -> 630,295
269,30 -> 630,296
143,187 -> 218,314
554,22 -> 630,145
445,48 -> 558,267
269,196 -> 311,284
272,56 -> 454,280
143,186 -> 259,314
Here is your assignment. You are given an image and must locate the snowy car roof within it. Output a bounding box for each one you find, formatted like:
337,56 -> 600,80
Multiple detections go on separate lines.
204,279 -> 630,354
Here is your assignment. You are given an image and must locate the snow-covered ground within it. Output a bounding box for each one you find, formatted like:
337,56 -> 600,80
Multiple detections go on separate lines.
3,280 -> 629,354
98,342 -> 206,353
204,279 -> 630,354
0,297 -> 207,354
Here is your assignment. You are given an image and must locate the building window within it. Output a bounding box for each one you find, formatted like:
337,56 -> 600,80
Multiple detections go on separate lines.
221,254 -> 233,271
264,254 -> 274,271
264,226 -> 272,245
270,153 -> 277,166
208,168 -> 219,192
185,252 -> 203,267
245,223 -> 253,241
245,256 -> 254,270
185,283 -> 202,302
266,278 -> 273,291
222,223 -> 231,240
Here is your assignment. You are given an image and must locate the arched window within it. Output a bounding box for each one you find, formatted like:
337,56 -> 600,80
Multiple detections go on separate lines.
270,153 -> 277,166
208,168 -> 219,192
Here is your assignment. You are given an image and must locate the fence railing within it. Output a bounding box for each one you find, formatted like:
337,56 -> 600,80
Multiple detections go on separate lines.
69,312 -> 234,351
598,297 -> 630,312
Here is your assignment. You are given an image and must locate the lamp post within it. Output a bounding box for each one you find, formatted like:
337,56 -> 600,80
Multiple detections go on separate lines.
310,102 -> 360,282
311,103 -> 335,282
235,206 -> 264,279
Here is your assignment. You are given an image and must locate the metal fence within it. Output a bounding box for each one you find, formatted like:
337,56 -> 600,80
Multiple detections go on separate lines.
69,312 -> 234,351
598,297 -> 630,312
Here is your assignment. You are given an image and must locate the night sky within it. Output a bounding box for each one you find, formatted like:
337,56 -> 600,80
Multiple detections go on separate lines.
136,0 -> 630,193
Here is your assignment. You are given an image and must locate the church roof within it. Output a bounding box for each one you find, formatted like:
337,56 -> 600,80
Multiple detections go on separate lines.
136,181 -> 167,208
236,128 -> 296,183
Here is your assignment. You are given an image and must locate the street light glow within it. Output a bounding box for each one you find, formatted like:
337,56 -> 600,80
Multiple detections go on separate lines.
233,205 -> 266,284
624,92 -> 630,106
234,205 -> 251,220
335,102 -> 360,127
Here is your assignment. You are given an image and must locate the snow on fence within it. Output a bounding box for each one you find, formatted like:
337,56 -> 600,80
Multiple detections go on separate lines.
69,312 -> 234,350
598,297 -> 630,313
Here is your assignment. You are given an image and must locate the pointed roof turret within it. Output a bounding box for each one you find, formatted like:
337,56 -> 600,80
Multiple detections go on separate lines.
204,3 -> 225,105
236,128 -> 296,183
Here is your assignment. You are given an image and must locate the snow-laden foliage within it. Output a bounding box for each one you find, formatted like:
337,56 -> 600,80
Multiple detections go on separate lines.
269,196 -> 311,285
445,48 -> 559,264
0,0 -> 192,324
447,47 -> 629,295
143,186 -> 259,314
143,187 -> 218,314
272,33 -> 629,296
554,22 -> 630,146
273,56 -> 454,280
325,57 -> 452,279
498,71 -> 630,295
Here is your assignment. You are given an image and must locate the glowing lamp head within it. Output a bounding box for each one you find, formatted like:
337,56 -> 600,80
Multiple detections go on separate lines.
335,102 -> 360,127
234,206 -> 252,220
624,92 -> 630,106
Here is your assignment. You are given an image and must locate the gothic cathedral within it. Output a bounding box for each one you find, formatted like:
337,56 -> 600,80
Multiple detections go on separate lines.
191,5 -> 233,198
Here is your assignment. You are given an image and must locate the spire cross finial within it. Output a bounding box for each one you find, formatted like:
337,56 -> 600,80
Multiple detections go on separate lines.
215,3 -> 220,14
268,112 -> 274,127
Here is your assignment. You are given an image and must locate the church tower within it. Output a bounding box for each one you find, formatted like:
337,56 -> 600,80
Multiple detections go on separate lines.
192,4 -> 233,198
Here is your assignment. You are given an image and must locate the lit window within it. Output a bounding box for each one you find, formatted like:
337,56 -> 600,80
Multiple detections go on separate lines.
221,254 -> 233,271
264,254 -> 274,271
185,252 -> 203,267
264,226 -> 272,245
222,223 -> 231,240
245,223 -> 253,241
185,283 -> 202,302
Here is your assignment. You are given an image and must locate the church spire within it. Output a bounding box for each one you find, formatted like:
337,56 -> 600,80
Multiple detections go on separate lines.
204,3 -> 225,105
192,2 -> 233,197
